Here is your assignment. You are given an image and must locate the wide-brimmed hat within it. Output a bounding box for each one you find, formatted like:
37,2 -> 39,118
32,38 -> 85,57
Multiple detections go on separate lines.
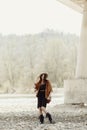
39,73 -> 48,78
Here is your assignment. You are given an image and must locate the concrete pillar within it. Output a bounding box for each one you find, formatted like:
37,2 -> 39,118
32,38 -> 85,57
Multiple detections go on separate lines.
64,1 -> 87,104
76,1 -> 87,78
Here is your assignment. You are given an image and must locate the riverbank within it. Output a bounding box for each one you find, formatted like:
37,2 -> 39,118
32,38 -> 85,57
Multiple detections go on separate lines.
0,88 -> 86,130
0,104 -> 87,130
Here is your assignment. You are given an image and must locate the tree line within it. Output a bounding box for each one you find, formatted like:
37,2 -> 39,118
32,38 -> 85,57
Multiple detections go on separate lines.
0,30 -> 79,93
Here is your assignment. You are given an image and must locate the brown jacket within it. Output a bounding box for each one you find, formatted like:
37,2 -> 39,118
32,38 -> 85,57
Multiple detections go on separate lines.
35,80 -> 52,99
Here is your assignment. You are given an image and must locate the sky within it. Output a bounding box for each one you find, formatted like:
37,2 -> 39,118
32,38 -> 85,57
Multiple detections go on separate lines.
0,0 -> 82,35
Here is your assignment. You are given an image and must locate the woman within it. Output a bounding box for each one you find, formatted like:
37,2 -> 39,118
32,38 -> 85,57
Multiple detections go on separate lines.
34,73 -> 53,124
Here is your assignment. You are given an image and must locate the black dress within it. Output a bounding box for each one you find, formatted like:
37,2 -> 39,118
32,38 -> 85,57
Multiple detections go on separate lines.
37,84 -> 47,108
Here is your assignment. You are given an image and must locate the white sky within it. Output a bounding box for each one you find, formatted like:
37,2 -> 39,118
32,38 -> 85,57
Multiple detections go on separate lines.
0,0 -> 82,35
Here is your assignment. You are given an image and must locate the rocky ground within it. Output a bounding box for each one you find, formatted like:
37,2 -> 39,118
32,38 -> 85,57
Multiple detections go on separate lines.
0,89 -> 87,130
0,104 -> 87,130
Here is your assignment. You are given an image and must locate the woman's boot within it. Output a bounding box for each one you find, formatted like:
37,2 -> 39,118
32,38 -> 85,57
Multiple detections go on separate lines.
39,114 -> 44,124
46,112 -> 52,123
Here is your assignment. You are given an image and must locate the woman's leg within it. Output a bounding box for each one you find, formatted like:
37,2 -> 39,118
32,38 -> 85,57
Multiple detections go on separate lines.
41,106 -> 47,114
41,106 -> 53,123
39,107 -> 44,124
39,107 -> 43,115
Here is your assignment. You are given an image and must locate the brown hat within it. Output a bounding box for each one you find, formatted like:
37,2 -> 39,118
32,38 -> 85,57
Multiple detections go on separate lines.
39,73 -> 48,79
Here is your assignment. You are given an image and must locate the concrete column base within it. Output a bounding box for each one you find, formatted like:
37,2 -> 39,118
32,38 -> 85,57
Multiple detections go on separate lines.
64,79 -> 87,104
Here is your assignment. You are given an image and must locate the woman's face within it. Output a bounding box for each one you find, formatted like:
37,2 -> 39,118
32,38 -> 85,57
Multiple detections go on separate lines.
41,74 -> 45,80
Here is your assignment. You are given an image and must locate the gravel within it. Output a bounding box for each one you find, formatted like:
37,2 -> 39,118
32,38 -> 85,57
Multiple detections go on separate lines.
0,102 -> 87,130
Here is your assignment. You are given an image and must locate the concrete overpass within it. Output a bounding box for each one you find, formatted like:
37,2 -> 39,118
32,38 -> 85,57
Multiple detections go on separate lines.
58,0 -> 85,13
57,0 -> 87,104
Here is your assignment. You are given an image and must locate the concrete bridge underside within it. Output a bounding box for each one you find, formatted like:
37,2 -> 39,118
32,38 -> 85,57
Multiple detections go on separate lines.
58,0 -> 85,13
